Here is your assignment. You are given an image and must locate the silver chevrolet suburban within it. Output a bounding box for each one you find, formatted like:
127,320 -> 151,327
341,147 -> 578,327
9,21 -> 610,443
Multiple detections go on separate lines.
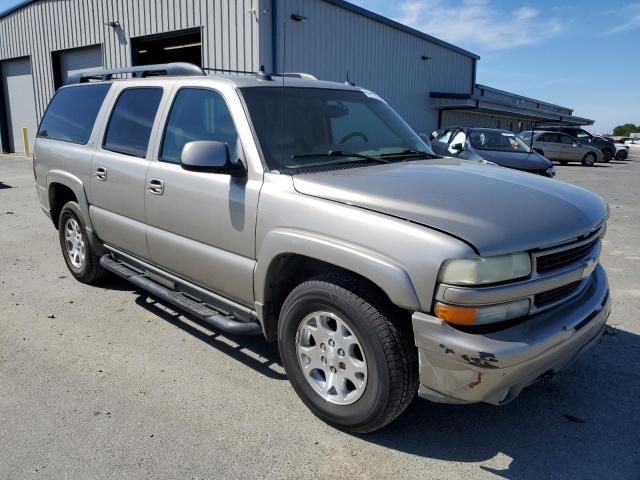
33,63 -> 611,433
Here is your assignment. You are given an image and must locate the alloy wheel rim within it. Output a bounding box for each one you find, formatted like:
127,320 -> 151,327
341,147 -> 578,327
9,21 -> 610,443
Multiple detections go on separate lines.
295,311 -> 368,405
64,217 -> 85,269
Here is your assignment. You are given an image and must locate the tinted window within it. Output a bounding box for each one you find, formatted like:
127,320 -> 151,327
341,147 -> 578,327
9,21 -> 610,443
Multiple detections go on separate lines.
103,88 -> 163,158
161,88 -> 237,164
575,129 -> 592,140
437,129 -> 454,143
240,87 -> 431,170
540,133 -> 559,143
37,84 -> 111,144
450,131 -> 466,148
559,134 -> 575,144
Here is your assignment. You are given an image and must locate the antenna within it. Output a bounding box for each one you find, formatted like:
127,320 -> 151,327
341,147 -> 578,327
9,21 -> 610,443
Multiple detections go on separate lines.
345,71 -> 355,86
256,65 -> 272,81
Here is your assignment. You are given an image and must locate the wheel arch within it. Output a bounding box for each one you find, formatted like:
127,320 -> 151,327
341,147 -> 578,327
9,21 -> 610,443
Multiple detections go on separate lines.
254,229 -> 420,341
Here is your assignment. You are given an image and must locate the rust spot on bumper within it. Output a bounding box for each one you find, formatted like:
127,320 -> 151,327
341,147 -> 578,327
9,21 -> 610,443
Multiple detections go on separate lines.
461,351 -> 500,369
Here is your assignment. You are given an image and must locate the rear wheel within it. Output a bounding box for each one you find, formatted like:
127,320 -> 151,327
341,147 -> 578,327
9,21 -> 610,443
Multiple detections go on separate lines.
582,152 -> 597,166
58,201 -> 105,283
278,273 -> 418,433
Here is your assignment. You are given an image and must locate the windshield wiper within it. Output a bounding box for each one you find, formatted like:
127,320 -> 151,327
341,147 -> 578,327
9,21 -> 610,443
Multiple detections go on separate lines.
290,150 -> 390,164
379,149 -> 440,159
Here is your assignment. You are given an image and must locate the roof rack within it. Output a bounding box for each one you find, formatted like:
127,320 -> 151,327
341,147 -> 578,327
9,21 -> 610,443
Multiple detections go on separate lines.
67,62 -> 205,84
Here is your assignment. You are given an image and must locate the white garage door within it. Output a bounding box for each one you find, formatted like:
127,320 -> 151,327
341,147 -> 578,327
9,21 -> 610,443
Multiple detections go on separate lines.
56,45 -> 103,86
1,57 -> 38,153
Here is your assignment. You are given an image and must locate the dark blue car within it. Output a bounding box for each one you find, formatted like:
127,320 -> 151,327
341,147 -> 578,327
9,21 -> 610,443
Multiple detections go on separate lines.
431,127 -> 556,177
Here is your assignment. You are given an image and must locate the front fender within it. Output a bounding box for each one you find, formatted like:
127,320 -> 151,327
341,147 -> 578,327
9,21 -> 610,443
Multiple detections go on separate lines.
254,228 -> 421,310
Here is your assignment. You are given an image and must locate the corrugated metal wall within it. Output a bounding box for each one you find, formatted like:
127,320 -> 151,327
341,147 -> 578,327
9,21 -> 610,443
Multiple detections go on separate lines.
0,0 -> 260,121
273,0 -> 475,134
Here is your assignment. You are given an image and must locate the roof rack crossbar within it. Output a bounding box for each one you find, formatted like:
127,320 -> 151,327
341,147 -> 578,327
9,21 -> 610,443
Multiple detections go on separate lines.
67,62 -> 205,84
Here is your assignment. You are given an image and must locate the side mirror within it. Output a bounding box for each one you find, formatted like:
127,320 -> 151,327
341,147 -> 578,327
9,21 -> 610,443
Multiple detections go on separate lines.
450,142 -> 464,151
430,130 -> 439,140
180,140 -> 245,177
573,143 -> 578,147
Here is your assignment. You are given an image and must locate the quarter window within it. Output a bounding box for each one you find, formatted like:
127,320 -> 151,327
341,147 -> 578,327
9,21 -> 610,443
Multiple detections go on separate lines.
161,88 -> 238,164
559,134 -> 575,144
103,87 -> 163,158
37,84 -> 111,144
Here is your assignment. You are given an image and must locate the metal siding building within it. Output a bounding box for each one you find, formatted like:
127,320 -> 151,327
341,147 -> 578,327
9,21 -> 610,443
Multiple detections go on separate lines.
0,0 -> 587,153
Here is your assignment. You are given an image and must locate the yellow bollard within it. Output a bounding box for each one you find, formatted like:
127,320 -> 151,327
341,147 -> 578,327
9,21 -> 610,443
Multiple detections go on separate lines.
22,127 -> 31,157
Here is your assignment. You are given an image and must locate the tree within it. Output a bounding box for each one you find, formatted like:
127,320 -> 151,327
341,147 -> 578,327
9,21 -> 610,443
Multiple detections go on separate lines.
612,123 -> 640,136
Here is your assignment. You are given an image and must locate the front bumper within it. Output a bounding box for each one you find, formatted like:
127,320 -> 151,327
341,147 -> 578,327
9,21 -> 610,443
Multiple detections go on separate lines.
412,264 -> 610,405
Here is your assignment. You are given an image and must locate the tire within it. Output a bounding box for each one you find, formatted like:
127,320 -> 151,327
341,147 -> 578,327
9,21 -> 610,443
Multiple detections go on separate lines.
559,160 -> 568,165
616,150 -> 628,161
58,201 -> 105,283
582,152 -> 597,166
602,149 -> 613,163
278,273 -> 418,433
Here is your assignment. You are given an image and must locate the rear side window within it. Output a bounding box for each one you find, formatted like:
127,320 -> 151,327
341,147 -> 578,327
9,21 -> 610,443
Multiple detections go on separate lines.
37,84 -> 111,144
103,87 -> 163,158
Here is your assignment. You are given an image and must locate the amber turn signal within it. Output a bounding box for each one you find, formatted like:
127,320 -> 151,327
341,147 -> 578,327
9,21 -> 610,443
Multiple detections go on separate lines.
434,302 -> 479,325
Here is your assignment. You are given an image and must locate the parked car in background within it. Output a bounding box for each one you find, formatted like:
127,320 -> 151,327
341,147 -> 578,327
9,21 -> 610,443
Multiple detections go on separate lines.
541,126 -> 615,162
613,143 -> 630,160
519,131 -> 602,166
430,127 -> 555,177
625,137 -> 640,145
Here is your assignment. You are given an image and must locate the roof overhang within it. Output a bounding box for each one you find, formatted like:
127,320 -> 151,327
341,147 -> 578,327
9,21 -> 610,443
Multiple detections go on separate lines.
429,92 -> 594,126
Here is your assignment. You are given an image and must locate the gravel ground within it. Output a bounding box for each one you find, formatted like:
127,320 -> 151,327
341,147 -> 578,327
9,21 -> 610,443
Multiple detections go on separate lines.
1,149 -> 639,480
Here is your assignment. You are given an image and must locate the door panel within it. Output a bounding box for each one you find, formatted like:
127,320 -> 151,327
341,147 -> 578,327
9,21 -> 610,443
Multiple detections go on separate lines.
145,161 -> 260,306
89,86 -> 165,259
144,86 -> 260,306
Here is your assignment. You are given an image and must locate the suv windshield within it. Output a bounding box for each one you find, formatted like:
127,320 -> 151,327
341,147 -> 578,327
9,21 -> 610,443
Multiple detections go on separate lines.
240,87 -> 434,171
469,129 -> 532,153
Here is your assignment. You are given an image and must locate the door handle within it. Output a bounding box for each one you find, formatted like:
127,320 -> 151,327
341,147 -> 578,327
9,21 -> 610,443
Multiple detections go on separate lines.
147,178 -> 164,195
95,167 -> 107,181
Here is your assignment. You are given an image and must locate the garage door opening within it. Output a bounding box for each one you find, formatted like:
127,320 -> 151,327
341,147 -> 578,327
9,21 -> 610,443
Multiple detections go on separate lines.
0,56 -> 37,153
52,44 -> 103,89
131,28 -> 202,67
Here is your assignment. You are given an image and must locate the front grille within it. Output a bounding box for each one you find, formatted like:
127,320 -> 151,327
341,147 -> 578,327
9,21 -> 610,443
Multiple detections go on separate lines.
535,282 -> 581,307
536,237 -> 599,273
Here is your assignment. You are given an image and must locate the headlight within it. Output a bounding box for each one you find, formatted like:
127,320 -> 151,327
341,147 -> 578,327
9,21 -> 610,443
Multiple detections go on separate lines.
439,253 -> 532,286
435,299 -> 530,326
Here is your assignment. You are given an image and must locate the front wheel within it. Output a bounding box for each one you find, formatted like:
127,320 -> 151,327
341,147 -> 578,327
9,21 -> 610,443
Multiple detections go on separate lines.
278,273 -> 418,433
616,150 -> 628,161
582,152 -> 597,166
602,149 -> 613,163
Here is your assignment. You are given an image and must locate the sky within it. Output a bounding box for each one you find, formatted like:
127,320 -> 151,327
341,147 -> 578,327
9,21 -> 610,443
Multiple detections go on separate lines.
353,0 -> 640,134
0,0 -> 638,133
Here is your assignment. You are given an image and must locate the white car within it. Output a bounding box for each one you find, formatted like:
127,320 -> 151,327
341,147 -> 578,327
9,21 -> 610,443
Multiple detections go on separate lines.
614,143 -> 630,160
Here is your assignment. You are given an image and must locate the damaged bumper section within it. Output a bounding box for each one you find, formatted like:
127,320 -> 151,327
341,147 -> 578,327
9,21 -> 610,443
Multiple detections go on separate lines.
412,264 -> 610,405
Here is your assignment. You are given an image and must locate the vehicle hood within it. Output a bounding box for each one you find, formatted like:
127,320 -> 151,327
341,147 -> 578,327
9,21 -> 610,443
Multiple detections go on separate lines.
292,159 -> 607,256
473,149 -> 552,170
